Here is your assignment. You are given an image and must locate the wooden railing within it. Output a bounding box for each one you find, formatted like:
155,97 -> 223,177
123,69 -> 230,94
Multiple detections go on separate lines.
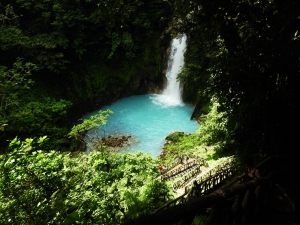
172,164 -> 202,191
184,156 -> 237,194
123,172 -> 275,225
123,155 -> 296,225
160,160 -> 198,182
160,157 -> 208,182
156,156 -> 238,212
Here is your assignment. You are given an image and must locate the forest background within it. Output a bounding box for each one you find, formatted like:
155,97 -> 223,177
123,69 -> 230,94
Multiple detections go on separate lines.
0,0 -> 300,224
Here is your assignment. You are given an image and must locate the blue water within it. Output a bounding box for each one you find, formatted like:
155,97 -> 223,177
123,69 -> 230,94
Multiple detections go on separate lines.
84,94 -> 199,156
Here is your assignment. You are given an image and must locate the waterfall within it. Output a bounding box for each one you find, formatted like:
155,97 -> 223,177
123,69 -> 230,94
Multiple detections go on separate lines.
84,35 -> 199,156
153,34 -> 187,106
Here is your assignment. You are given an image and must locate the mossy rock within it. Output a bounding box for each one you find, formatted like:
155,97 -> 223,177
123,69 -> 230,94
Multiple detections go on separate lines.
165,132 -> 185,142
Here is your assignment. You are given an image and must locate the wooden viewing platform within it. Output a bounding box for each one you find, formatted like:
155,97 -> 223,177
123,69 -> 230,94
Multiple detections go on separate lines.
124,155 -> 300,225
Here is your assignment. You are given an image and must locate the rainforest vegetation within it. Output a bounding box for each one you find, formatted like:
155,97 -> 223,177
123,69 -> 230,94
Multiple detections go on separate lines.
1,0 -> 299,224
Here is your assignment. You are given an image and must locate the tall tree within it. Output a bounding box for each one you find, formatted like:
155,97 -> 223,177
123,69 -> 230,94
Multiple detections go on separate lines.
0,0 -> 171,146
171,0 -> 300,156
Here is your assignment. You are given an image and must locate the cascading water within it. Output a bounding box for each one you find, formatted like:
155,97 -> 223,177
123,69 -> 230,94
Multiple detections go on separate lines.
84,34 -> 199,156
153,34 -> 187,106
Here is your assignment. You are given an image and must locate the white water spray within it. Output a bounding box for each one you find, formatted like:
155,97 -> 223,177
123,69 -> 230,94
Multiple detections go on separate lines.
153,34 -> 187,106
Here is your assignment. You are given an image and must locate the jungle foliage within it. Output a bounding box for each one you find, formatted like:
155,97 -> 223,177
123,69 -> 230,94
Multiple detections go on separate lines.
0,57 -> 72,148
171,0 -> 300,157
0,1 -> 173,222
0,137 -> 171,225
1,0 -> 300,223
68,109 -> 114,152
0,0 -> 171,149
161,102 -> 228,164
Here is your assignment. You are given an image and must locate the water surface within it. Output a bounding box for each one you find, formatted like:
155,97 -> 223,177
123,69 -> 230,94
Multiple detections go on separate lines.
85,94 -> 199,156
85,35 -> 199,156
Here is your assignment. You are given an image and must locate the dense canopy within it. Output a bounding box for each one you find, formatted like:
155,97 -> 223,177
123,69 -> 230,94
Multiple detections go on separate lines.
173,0 -> 300,156
0,0 -> 171,147
1,0 -> 300,224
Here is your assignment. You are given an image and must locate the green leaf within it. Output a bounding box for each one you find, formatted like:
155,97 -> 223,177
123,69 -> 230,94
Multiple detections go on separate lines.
63,212 -> 80,225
